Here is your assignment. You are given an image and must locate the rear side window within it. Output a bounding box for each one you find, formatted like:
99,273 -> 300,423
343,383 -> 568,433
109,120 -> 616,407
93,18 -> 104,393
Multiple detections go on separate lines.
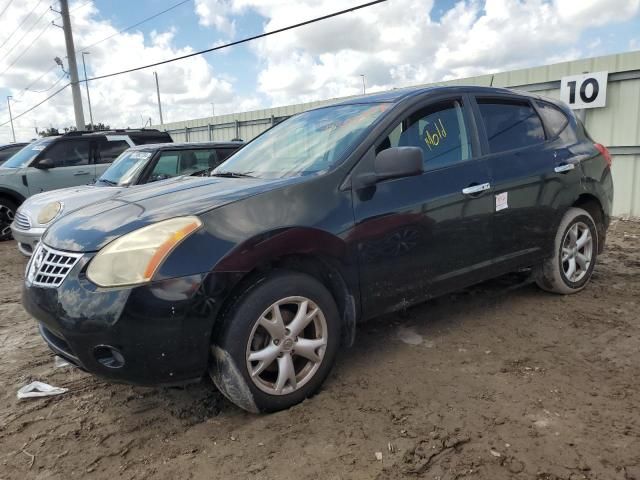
96,139 -> 130,164
477,98 -> 546,153
536,101 -> 569,137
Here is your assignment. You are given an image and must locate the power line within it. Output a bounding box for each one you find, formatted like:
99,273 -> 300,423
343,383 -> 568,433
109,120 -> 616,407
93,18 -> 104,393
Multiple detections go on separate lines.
0,0 -> 15,18
28,71 -> 67,93
21,64 -> 58,93
1,21 -> 51,76
78,0 -> 192,52
85,0 -> 388,83
1,0 -> 388,126
1,3 -> 49,59
0,0 -> 42,51
0,83 -> 70,127
70,0 -> 92,13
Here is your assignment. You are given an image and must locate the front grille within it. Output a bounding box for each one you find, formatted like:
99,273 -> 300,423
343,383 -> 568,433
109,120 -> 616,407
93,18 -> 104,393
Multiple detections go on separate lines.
27,244 -> 83,288
14,211 -> 31,230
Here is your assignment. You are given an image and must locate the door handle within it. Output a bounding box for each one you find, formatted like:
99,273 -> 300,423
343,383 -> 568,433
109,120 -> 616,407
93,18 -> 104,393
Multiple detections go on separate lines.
554,163 -> 575,173
462,183 -> 491,195
73,171 -> 90,176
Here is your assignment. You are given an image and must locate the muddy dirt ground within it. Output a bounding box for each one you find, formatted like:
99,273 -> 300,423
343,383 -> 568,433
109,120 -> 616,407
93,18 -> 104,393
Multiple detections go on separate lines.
1,220 -> 639,480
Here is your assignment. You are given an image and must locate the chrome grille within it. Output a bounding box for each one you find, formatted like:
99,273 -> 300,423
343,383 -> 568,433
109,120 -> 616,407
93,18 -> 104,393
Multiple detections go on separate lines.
14,211 -> 31,230
26,244 -> 83,288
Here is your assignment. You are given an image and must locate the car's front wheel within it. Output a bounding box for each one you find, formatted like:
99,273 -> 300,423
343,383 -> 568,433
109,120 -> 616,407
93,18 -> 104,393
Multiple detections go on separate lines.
0,199 -> 17,242
210,271 -> 340,413
535,207 -> 598,294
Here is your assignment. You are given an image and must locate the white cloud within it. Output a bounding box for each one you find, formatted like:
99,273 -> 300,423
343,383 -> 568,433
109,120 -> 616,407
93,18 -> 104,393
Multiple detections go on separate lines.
0,0 -> 241,143
196,0 -> 640,106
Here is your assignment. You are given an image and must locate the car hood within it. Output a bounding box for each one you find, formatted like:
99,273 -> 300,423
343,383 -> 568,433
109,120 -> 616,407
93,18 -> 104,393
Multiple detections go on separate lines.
20,185 -> 125,226
43,175 -> 288,252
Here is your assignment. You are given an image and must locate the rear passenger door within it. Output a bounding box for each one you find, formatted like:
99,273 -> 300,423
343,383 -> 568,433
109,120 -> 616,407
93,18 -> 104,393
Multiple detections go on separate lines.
26,139 -> 94,194
472,96 -> 579,270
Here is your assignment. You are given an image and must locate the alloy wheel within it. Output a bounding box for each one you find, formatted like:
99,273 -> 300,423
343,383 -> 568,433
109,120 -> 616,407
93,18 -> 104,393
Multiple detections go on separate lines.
0,205 -> 15,239
561,221 -> 593,283
246,296 -> 328,396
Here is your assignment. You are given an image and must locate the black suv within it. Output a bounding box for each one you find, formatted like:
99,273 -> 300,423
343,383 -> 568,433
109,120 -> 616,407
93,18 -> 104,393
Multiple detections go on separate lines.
23,86 -> 613,413
0,129 -> 172,240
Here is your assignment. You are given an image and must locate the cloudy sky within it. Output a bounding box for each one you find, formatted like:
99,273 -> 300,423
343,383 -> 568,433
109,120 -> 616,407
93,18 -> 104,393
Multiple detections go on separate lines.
0,0 -> 639,143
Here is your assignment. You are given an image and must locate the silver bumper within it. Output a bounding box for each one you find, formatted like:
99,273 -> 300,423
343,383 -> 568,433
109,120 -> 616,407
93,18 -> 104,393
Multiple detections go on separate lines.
10,224 -> 45,257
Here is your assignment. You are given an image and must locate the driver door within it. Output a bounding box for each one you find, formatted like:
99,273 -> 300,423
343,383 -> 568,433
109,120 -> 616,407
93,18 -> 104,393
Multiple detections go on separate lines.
27,139 -> 96,195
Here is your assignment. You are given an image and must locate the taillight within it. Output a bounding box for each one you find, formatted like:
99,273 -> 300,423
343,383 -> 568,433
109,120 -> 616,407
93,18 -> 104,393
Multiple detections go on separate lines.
594,143 -> 612,168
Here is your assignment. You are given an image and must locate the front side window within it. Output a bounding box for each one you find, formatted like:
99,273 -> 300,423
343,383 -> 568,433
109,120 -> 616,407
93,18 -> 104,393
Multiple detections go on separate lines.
213,103 -> 392,179
96,139 -> 131,164
2,137 -> 56,168
477,98 -> 546,153
41,140 -> 91,167
376,99 -> 472,171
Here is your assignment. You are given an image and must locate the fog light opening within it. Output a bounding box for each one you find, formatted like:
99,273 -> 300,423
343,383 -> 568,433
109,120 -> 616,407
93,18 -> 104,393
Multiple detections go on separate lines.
94,345 -> 125,369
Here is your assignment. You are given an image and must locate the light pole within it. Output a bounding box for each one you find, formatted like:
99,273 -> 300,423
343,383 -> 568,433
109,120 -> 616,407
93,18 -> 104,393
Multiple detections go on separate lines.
360,74 -> 366,95
81,51 -> 94,130
210,102 -> 215,117
6,96 -> 15,142
153,71 -> 164,125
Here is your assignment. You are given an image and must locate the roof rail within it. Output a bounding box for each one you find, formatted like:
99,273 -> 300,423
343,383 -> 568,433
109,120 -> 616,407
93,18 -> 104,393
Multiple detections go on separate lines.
62,128 -> 163,137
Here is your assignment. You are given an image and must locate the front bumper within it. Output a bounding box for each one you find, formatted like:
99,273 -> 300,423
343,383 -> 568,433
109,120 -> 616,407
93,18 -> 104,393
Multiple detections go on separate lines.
11,225 -> 45,257
22,253 -> 238,386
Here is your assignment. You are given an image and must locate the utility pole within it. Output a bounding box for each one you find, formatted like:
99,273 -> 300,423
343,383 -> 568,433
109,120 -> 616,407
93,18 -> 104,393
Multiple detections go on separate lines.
360,74 -> 366,95
60,0 -> 85,130
210,102 -> 215,117
81,52 -> 94,130
6,96 -> 16,142
153,71 -> 164,125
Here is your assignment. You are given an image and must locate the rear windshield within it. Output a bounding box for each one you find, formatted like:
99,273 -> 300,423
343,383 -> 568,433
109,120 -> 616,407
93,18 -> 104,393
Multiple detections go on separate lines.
2,137 -> 56,168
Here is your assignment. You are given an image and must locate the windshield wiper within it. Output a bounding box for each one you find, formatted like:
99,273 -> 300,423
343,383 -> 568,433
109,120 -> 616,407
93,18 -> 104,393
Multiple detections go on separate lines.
211,171 -> 255,178
98,179 -> 118,186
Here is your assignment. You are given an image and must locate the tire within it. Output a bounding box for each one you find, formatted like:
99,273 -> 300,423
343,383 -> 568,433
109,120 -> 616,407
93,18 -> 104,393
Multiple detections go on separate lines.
535,207 -> 598,295
0,199 -> 17,242
209,271 -> 340,413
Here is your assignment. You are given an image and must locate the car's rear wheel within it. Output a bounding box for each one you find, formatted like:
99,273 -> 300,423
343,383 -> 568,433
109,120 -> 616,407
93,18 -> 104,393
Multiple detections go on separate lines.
0,199 -> 16,242
535,207 -> 598,294
209,271 -> 340,413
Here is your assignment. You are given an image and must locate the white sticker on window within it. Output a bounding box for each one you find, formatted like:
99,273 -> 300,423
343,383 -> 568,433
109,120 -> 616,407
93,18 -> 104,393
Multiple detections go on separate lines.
130,152 -> 151,160
32,146 -> 46,151
495,192 -> 508,212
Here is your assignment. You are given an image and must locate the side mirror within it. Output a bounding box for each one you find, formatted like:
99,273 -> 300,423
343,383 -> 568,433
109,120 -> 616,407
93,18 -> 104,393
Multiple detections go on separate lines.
35,158 -> 55,170
354,147 -> 424,189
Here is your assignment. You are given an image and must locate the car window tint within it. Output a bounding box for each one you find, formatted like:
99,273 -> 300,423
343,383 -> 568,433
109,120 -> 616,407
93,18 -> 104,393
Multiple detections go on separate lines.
536,101 -> 569,137
217,148 -> 237,162
43,140 -> 90,167
477,98 -> 546,153
149,152 -> 179,181
376,100 -> 472,170
97,139 -> 130,164
175,149 -> 213,175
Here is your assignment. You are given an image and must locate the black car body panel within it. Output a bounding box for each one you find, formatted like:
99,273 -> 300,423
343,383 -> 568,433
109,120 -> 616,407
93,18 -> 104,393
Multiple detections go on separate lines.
22,85 -> 614,386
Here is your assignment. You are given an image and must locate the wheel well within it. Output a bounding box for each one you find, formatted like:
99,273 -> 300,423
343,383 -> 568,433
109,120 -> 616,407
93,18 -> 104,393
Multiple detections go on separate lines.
572,194 -> 606,253
0,191 -> 24,209
216,254 -> 358,347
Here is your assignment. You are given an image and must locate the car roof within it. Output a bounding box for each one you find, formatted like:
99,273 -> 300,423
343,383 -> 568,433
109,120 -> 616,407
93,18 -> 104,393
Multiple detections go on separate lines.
332,85 -> 538,106
129,141 -> 244,152
0,142 -> 28,149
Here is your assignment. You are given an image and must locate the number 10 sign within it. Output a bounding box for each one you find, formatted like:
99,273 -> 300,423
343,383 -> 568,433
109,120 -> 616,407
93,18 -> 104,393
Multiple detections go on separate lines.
560,71 -> 608,110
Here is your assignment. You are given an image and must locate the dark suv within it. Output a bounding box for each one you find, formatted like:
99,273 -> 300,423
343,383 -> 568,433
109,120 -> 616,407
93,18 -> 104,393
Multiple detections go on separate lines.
0,129 -> 172,240
22,86 -> 613,413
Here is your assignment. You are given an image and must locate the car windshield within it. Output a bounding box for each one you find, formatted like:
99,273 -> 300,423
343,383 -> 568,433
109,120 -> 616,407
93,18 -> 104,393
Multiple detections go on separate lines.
2,137 -> 56,168
212,103 -> 391,179
97,149 -> 153,186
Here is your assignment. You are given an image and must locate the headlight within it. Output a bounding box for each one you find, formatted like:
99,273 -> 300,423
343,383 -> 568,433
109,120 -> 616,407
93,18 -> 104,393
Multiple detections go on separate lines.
38,201 -> 62,225
86,216 -> 202,287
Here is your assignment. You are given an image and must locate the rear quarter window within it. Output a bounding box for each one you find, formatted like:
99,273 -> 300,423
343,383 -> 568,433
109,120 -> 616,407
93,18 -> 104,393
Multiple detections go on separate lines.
535,101 -> 569,137
477,98 -> 546,153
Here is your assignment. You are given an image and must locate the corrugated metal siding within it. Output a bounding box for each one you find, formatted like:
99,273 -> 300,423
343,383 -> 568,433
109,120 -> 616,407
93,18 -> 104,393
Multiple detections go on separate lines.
155,51 -> 640,216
